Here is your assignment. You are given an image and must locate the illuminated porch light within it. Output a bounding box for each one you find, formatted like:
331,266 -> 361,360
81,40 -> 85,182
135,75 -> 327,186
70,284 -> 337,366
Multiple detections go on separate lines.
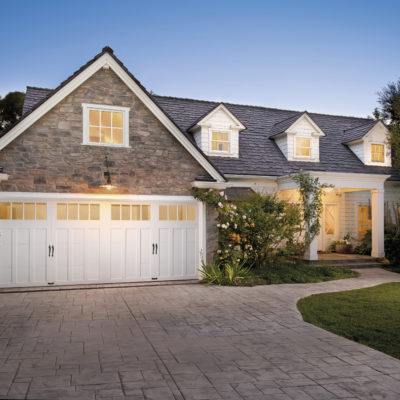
100,156 -> 117,190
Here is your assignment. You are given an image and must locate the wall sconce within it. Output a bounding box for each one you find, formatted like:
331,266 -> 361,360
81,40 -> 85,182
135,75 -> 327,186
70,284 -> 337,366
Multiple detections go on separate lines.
100,156 -> 116,190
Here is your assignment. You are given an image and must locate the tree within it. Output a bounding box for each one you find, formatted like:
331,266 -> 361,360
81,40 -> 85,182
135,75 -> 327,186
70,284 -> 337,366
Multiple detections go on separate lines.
374,79 -> 400,169
0,91 -> 25,132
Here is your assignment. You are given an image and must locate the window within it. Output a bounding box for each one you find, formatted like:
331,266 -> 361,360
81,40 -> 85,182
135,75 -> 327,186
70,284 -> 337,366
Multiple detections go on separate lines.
0,202 -> 47,220
82,104 -> 130,147
325,205 -> 336,235
371,144 -> 384,163
295,137 -> 311,157
159,205 -> 196,221
111,204 -> 151,221
57,203 -> 100,220
358,205 -> 372,240
211,131 -> 230,153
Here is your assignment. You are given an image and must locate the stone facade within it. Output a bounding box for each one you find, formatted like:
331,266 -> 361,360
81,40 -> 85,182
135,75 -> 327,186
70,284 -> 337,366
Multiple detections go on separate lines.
206,205 -> 218,262
0,68 -> 210,195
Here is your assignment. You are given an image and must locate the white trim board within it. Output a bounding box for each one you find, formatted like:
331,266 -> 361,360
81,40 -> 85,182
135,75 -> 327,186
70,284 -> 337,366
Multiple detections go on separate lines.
0,52 -> 225,183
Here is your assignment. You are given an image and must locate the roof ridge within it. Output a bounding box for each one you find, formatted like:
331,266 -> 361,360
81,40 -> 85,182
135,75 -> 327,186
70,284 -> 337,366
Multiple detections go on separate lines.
153,94 -> 371,122
26,86 -> 53,91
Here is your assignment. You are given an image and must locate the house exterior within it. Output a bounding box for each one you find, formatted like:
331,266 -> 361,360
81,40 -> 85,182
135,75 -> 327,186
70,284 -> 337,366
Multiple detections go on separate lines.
0,47 -> 398,287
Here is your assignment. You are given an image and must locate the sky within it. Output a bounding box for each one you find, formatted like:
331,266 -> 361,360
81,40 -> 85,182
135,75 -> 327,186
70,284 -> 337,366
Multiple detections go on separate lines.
1,0 -> 399,118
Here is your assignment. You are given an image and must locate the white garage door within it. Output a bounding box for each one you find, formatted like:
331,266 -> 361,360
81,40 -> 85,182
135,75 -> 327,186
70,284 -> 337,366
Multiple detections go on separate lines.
0,198 -> 200,287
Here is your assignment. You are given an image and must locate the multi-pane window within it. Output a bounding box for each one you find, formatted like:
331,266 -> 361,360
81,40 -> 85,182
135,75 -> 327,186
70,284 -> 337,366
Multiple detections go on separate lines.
325,205 -> 335,235
159,205 -> 196,221
111,204 -> 151,221
358,205 -> 372,240
0,202 -> 47,220
371,144 -> 384,163
83,104 -> 129,147
57,203 -> 100,220
211,131 -> 230,152
295,137 -> 311,157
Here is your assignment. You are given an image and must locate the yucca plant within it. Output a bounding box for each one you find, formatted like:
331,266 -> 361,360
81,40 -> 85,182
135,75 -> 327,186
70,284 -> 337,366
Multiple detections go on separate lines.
224,258 -> 251,284
199,259 -> 224,285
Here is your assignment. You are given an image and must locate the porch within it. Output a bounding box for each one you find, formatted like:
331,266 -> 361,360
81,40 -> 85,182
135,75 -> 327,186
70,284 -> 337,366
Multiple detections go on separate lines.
312,252 -> 384,269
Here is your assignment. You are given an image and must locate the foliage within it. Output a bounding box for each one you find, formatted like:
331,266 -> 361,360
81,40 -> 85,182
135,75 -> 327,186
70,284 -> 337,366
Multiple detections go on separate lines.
199,258 -> 251,286
0,91 -> 25,132
374,78 -> 400,169
297,283 -> 400,360
193,189 -> 302,267
327,233 -> 353,253
291,171 -> 333,247
385,224 -> 400,269
200,258 -> 358,286
353,230 -> 372,255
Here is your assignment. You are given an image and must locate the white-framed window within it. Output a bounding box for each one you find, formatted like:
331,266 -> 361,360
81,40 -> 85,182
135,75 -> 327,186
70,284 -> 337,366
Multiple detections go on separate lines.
295,137 -> 311,158
82,103 -> 130,147
210,131 -> 230,153
371,143 -> 385,163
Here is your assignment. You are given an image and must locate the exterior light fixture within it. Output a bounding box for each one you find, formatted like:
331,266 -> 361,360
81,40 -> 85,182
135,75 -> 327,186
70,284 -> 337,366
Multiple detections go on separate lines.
100,156 -> 116,190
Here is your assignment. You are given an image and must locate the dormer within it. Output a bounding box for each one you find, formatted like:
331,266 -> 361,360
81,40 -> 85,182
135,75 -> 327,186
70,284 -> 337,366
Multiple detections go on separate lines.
270,112 -> 325,162
188,104 -> 245,158
343,120 -> 391,167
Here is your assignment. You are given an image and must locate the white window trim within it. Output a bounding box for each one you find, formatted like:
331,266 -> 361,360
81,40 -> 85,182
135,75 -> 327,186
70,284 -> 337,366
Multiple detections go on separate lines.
82,103 -> 130,148
293,136 -> 312,159
209,129 -> 232,155
369,142 -> 385,164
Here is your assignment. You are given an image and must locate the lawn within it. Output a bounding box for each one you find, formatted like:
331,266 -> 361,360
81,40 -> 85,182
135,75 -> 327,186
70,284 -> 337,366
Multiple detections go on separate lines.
297,283 -> 400,359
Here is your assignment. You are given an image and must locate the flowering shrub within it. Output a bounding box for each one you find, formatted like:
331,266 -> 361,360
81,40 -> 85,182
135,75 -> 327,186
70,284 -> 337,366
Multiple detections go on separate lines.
193,189 -> 302,268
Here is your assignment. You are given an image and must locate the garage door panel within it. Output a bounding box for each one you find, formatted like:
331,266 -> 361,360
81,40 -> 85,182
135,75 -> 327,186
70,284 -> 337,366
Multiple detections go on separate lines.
16,229 -> 30,283
140,228 -> 152,279
125,229 -> 140,280
85,229 -> 100,281
172,228 -> 185,277
158,228 -> 170,278
55,229 -> 69,282
32,228 -> 47,283
186,228 -> 197,277
110,229 -> 124,280
71,229 -> 85,281
0,229 -> 12,284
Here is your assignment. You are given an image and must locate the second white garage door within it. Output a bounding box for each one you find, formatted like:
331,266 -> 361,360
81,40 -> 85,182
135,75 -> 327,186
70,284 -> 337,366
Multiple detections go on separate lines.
0,198 -> 200,287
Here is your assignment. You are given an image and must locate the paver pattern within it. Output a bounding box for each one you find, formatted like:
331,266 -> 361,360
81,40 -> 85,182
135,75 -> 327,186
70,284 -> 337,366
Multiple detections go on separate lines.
1,268 -> 400,399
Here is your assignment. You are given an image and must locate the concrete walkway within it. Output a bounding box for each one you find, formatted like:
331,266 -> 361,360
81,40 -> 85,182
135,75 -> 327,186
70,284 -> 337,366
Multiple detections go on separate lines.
0,269 -> 400,399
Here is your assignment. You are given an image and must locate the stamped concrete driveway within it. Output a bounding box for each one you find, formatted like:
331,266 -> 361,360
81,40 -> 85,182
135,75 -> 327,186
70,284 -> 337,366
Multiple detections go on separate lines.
1,269 -> 400,400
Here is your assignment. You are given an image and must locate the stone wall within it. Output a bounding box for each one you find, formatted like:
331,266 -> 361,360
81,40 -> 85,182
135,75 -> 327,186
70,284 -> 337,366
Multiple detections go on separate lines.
206,205 -> 218,262
0,68 -> 209,195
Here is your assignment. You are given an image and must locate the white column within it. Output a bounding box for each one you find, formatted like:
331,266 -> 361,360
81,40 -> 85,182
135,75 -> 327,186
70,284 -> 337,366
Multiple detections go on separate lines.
371,189 -> 385,258
304,235 -> 318,261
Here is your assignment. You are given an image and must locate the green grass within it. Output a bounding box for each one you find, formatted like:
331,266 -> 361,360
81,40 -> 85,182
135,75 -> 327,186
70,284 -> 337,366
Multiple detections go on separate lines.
297,283 -> 400,359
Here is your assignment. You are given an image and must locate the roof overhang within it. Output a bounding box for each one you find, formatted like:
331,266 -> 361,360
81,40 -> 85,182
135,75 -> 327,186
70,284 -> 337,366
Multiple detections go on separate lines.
0,49 -> 226,183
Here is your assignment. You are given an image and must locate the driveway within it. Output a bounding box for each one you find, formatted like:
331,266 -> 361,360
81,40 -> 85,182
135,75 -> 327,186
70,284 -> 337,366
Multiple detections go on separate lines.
1,269 -> 400,400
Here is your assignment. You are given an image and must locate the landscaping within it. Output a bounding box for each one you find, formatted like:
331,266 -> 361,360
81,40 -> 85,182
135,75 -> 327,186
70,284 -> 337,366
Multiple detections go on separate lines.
297,283 -> 400,359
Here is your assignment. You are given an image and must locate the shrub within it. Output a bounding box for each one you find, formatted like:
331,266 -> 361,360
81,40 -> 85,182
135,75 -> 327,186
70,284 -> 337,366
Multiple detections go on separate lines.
385,224 -> 400,268
199,258 -> 251,286
354,230 -> 372,255
193,189 -> 303,268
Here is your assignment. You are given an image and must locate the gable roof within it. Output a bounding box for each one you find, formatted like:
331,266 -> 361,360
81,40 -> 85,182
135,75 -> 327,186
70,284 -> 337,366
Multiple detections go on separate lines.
342,120 -> 382,144
2,47 -> 225,183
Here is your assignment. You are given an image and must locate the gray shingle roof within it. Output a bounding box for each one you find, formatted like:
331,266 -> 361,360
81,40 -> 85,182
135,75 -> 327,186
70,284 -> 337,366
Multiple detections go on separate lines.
342,120 -> 379,143
269,112 -> 304,137
23,86 -> 53,115
21,75 -> 399,181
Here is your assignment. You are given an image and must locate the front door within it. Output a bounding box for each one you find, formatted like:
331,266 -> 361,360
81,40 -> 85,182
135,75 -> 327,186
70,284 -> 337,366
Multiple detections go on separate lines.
321,204 -> 338,251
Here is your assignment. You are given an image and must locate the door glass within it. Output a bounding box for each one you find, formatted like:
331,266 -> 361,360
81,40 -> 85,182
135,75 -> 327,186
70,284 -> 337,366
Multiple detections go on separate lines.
121,205 -> 130,220
79,204 -> 89,220
325,206 -> 335,235
142,205 -> 150,221
12,203 -> 23,220
178,205 -> 187,221
57,203 -> 67,220
90,204 -> 100,220
111,204 -> 120,220
159,205 -> 168,221
169,205 -> 177,220
68,203 -> 78,220
24,203 -> 35,220
36,203 -> 47,220
0,202 -> 10,219
132,205 -> 141,220
187,205 -> 196,221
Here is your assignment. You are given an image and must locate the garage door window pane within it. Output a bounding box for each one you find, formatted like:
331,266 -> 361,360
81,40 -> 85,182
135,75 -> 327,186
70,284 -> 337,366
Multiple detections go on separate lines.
142,205 -> 150,221
79,204 -> 89,220
12,203 -> 23,220
159,205 -> 168,220
24,203 -> 35,220
132,205 -> 140,220
36,203 -> 47,220
68,204 -> 78,220
178,205 -> 186,221
169,205 -> 177,221
111,205 -> 120,220
121,205 -> 130,220
57,204 -> 67,220
187,205 -> 196,221
90,204 -> 100,220
0,203 -> 10,219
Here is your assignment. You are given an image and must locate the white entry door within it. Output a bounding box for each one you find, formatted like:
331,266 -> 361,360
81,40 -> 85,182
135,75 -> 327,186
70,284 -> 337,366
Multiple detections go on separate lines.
0,198 -> 200,287
321,204 -> 338,250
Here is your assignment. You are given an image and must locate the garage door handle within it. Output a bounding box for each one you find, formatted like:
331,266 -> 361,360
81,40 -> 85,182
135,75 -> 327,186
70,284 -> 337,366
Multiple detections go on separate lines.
51,245 -> 54,257
152,244 -> 155,254
155,244 -> 158,254
48,245 -> 51,257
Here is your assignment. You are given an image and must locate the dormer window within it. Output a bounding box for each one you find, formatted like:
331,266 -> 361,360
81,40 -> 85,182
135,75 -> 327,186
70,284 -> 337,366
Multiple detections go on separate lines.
211,131 -> 230,153
371,144 -> 384,163
295,137 -> 311,157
